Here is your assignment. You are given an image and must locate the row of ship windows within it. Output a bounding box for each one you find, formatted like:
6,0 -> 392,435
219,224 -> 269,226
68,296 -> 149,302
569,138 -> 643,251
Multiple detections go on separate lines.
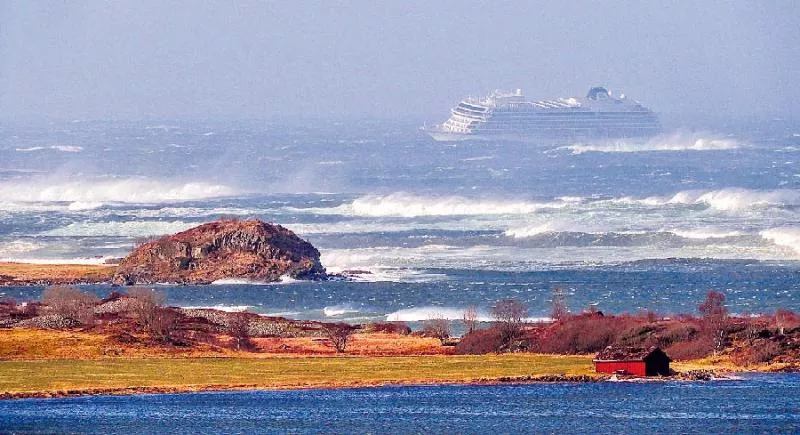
451,111 -> 656,120
448,118 -> 659,127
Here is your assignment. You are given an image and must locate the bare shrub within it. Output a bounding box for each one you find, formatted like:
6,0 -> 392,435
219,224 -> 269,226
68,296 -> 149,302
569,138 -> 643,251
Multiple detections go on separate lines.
491,299 -> 528,351
146,308 -> 181,343
536,314 -> 634,354
228,312 -> 253,351
462,306 -> 478,334
774,309 -> 798,335
455,328 -> 504,354
362,322 -> 411,335
126,288 -> 177,341
41,286 -> 98,326
20,302 -> 39,318
422,317 -> 451,344
749,340 -> 783,364
323,322 -> 354,353
664,334 -> 715,361
656,322 -> 699,348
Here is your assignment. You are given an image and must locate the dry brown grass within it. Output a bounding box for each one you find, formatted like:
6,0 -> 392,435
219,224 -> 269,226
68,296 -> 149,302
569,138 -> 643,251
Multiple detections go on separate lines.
0,262 -> 116,285
0,329 -> 450,360
0,354 -> 598,397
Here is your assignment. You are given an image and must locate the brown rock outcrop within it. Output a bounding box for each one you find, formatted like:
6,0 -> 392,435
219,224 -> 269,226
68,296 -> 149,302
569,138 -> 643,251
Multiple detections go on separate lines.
112,219 -> 325,285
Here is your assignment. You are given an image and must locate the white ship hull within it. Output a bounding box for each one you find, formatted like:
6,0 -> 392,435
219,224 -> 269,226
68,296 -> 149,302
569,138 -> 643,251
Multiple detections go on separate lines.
425,87 -> 660,142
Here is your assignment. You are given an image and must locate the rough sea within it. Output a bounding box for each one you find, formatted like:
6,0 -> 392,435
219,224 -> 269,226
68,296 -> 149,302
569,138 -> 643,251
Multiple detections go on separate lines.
1,119 -> 800,432
1,119 -> 797,321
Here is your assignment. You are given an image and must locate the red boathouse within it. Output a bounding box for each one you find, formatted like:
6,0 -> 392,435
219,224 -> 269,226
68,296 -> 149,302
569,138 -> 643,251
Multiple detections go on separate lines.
593,346 -> 671,376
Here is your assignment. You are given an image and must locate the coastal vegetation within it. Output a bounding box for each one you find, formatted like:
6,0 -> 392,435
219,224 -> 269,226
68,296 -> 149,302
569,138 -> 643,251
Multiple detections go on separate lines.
0,283 -> 797,398
455,291 -> 800,368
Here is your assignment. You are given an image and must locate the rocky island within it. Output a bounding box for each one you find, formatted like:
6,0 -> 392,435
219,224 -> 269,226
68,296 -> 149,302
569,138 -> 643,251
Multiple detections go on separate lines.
113,219 -> 326,285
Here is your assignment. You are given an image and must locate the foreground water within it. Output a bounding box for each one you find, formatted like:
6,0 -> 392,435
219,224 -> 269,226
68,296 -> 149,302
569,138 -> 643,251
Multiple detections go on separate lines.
0,374 -> 798,433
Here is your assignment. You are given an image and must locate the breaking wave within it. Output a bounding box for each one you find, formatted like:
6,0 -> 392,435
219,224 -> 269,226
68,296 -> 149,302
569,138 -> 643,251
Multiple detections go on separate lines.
613,188 -> 800,212
385,306 -> 549,323
565,132 -> 741,154
41,220 -> 196,237
0,240 -> 42,256
331,193 -> 569,217
323,304 -> 362,317
15,145 -> 83,153
386,306 -> 489,322
505,222 -> 600,239
0,178 -> 238,204
668,228 -> 744,239
180,305 -> 251,312
760,227 -> 800,256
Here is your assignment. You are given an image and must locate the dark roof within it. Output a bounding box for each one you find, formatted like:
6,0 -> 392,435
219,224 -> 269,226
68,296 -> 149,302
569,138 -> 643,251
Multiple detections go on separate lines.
593,345 -> 669,362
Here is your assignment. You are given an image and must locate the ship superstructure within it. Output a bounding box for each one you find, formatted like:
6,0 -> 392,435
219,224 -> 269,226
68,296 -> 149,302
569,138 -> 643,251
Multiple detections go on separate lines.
424,87 -> 660,141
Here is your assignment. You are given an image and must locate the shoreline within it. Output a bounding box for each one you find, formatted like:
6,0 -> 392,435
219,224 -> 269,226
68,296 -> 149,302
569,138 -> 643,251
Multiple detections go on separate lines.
3,362 -> 788,401
0,373 -> 606,401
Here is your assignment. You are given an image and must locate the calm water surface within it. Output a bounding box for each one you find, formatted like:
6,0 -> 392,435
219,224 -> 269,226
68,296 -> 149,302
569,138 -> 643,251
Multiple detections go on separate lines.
0,374 -> 798,434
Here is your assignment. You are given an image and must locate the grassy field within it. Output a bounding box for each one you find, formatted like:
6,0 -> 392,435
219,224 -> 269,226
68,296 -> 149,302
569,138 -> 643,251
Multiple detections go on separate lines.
0,354 -> 596,396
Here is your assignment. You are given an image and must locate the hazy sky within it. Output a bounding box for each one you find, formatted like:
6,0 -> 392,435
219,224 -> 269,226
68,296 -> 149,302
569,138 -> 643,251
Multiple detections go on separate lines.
1,1 -> 798,121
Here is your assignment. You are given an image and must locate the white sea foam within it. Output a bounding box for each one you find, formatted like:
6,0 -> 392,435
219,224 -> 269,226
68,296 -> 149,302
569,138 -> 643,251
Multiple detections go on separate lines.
615,188 -> 800,212
0,178 -> 238,204
0,240 -> 42,256
211,278 -> 271,285
181,305 -> 251,312
41,220 -> 196,237
67,201 -> 105,211
460,155 -> 496,162
323,304 -> 361,317
504,221 -> 599,238
669,228 -> 744,239
386,307 -> 489,322
322,241 -> 797,274
0,257 -> 113,265
666,188 -> 800,211
760,227 -> 800,256
565,132 -> 741,154
330,193 -> 569,218
15,145 -> 83,153
385,306 -> 549,323
111,206 -> 260,219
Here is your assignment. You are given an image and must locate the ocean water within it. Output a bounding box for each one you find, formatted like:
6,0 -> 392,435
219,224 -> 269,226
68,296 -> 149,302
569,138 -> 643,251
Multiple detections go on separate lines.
0,374 -> 798,433
0,119 -> 798,322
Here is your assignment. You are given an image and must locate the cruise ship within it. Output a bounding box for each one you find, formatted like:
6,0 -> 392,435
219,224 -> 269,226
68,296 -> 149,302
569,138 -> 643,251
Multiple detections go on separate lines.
423,87 -> 660,142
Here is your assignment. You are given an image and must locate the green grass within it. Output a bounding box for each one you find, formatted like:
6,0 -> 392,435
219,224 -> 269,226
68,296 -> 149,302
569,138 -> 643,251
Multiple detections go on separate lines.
0,354 -> 595,394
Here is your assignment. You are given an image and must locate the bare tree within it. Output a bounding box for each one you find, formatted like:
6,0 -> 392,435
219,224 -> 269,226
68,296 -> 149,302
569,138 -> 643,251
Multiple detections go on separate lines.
41,286 -> 98,325
698,290 -> 728,352
323,322 -> 354,353
551,287 -> 568,321
127,288 -> 177,342
491,299 -> 528,351
422,316 -> 451,344
228,312 -> 252,351
462,306 -> 478,334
